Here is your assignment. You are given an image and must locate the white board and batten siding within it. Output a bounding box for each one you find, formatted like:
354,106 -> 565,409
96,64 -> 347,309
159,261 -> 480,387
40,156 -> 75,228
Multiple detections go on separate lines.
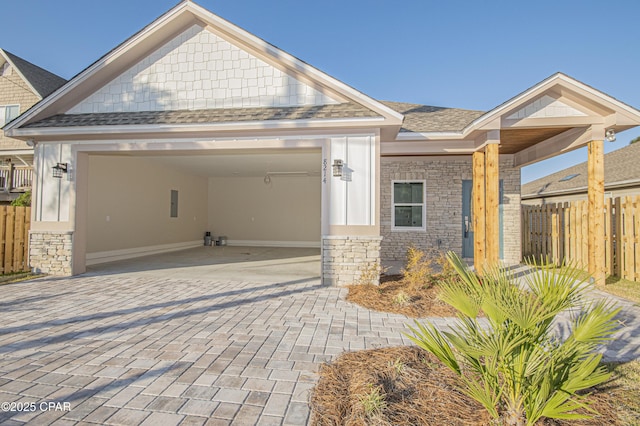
329,135 -> 376,227
33,143 -> 73,223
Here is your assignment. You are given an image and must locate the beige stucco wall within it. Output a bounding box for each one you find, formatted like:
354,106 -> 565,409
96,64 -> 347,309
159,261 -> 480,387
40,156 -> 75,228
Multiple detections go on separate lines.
0,68 -> 39,150
207,176 -> 320,244
380,156 -> 521,265
87,155 -> 208,253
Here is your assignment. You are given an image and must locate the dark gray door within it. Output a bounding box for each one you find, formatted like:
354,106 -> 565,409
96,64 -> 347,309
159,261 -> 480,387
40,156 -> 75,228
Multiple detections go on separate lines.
462,180 -> 474,257
462,180 -> 503,259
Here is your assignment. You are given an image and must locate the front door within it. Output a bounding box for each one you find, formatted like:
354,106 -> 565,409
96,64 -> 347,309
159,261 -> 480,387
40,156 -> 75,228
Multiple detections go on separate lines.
462,180 -> 503,259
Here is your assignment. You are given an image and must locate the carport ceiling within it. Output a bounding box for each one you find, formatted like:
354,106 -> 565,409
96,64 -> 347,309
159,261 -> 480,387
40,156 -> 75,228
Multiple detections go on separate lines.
97,150 -> 322,178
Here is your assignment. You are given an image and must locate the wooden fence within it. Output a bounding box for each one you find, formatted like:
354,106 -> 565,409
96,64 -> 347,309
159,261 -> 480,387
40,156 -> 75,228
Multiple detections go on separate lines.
522,196 -> 639,281
0,206 -> 31,274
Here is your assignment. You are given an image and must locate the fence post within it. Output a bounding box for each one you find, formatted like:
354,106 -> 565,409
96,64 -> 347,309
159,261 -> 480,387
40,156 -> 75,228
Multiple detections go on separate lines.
614,197 -> 622,278
630,195 -> 640,281
4,207 -> 15,274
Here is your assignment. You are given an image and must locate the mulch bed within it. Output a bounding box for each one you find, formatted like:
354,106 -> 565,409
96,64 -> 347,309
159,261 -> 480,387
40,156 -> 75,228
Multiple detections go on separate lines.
346,274 -> 459,317
310,346 -> 490,426
323,269 -> 638,425
310,346 -> 631,426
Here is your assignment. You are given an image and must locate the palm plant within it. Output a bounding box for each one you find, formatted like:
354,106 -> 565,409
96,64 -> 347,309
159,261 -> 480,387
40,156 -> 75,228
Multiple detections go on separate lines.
406,252 -> 619,426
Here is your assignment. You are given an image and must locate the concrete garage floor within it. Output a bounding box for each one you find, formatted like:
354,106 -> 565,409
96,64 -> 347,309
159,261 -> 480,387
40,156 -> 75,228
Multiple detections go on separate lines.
86,246 -> 322,282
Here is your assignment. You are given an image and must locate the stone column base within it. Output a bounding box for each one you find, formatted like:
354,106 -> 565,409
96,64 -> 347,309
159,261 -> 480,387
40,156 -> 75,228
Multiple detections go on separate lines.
29,231 -> 73,276
322,236 -> 382,286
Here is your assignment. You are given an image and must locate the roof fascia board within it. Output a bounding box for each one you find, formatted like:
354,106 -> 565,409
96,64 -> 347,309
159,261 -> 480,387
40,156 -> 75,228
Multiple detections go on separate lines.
0,49 -> 41,100
465,73 -> 640,135
395,131 -> 465,141
381,140 -> 475,155
7,116 -> 386,139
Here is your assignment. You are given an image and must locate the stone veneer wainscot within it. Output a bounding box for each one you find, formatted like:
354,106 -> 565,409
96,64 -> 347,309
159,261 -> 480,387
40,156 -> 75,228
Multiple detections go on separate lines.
322,236 -> 382,286
29,231 -> 73,275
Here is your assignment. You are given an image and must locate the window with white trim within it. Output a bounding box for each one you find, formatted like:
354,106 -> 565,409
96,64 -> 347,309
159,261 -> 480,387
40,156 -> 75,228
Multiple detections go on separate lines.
392,180 -> 426,230
0,105 -> 20,128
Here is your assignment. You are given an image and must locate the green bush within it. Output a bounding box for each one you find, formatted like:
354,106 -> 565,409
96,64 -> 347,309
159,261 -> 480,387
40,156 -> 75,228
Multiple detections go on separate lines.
406,252 -> 620,426
11,191 -> 31,207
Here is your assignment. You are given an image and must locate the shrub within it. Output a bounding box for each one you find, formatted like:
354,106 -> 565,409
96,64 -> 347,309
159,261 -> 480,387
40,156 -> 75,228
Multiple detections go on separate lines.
406,252 -> 620,426
402,246 -> 434,289
11,190 -> 31,207
393,291 -> 410,306
356,261 -> 384,286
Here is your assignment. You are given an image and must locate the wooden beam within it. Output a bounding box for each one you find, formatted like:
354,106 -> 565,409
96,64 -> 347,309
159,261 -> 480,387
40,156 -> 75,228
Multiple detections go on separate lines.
485,143 -> 500,266
588,139 -> 605,285
472,151 -> 486,273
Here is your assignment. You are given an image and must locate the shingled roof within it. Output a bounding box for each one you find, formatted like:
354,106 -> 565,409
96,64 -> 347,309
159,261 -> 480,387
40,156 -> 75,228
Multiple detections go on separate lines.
522,142 -> 640,198
381,100 -> 485,133
24,102 -> 381,128
23,98 -> 492,133
1,49 -> 66,98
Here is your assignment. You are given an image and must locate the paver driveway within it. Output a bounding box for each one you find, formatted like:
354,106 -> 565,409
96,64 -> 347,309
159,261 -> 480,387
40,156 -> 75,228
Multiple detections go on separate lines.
0,248 -> 420,425
1,247 -> 639,425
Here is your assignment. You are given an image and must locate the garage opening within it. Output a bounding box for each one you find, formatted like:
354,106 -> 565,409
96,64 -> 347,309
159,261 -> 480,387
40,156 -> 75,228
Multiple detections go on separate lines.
83,148 -> 322,277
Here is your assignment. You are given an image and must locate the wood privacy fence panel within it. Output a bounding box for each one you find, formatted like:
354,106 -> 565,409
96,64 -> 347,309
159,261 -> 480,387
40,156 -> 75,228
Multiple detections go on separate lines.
522,196 -> 639,280
0,206 -> 31,274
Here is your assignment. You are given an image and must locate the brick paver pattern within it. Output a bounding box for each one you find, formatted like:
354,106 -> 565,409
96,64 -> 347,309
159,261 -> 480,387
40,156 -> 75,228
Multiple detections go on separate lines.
0,268 -> 638,425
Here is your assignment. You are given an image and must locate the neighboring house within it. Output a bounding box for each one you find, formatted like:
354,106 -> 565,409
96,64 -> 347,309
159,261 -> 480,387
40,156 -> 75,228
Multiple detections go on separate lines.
0,48 -> 66,203
522,142 -> 640,204
5,1 -> 640,282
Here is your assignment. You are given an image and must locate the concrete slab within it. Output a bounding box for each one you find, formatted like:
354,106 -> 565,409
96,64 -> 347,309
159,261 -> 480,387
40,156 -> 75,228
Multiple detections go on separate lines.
86,246 -> 321,282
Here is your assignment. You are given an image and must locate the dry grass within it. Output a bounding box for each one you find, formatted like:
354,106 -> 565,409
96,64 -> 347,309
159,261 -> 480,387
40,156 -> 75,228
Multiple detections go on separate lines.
0,272 -> 44,286
346,274 -> 459,318
310,347 -> 640,426
601,276 -> 640,305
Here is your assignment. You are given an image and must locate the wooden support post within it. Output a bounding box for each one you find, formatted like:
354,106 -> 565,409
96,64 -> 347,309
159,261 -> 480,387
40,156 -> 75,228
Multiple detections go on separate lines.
472,151 -> 486,273
6,163 -> 14,193
588,139 -> 605,285
485,143 -> 500,267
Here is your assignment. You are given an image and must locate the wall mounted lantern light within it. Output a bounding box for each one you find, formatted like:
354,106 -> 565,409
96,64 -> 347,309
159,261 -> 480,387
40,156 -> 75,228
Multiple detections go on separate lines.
332,159 -> 344,177
52,162 -> 68,178
605,128 -> 616,142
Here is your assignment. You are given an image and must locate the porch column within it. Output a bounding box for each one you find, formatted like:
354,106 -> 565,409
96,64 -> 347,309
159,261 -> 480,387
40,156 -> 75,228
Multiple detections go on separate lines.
485,142 -> 500,266
587,139 -> 605,285
472,151 -> 486,273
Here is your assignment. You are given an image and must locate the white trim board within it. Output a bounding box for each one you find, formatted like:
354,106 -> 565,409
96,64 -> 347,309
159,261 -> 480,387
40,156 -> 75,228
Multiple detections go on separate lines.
85,240 -> 202,265
226,240 -> 320,248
